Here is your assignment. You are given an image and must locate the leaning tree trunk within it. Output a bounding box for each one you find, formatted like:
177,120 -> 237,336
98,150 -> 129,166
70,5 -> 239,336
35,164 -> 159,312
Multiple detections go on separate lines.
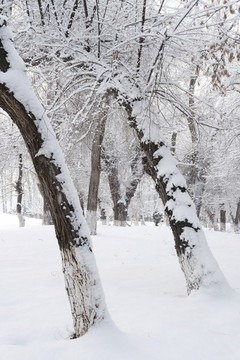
121,97 -> 230,294
15,153 -> 25,227
86,114 -> 107,235
0,18 -> 107,337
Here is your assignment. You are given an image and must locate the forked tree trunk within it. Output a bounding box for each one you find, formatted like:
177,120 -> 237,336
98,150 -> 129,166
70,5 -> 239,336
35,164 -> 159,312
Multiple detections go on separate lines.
103,149 -> 143,226
0,19 -> 107,337
114,201 -> 128,226
121,97 -> 230,294
104,154 -> 126,226
15,153 -> 25,227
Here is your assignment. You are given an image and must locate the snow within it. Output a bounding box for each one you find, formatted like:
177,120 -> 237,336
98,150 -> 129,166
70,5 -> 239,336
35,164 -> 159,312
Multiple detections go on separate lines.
1,213 -> 240,359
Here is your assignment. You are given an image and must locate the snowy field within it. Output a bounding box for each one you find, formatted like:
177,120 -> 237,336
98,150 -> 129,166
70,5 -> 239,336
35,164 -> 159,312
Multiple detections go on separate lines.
1,213 -> 240,360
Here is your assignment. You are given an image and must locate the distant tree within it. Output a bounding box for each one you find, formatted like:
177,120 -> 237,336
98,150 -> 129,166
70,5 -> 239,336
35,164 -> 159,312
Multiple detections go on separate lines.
86,103 -> 108,235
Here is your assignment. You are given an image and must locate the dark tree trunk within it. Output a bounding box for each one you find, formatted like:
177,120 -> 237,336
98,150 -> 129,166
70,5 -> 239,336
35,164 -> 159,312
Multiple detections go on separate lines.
79,191 -> 85,215
0,20 -> 106,337
103,153 -> 125,225
114,201 -> 128,226
233,200 -> 240,232
15,153 -> 25,227
86,115 -> 107,234
220,206 -> 226,232
98,199 -> 107,225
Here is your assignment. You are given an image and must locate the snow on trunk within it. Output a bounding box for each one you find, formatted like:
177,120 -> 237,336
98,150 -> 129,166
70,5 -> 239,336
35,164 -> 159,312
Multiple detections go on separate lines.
126,98 -> 231,294
0,17 -> 107,337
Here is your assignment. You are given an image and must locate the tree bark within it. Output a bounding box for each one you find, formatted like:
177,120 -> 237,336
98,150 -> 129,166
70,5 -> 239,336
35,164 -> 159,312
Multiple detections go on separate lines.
0,19 -> 107,337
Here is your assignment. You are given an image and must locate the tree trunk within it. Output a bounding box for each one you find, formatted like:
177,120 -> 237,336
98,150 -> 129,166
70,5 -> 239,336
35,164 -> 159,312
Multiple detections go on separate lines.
103,152 -> 124,225
0,173 -> 7,212
205,208 -> 218,231
121,97 -> 230,294
79,191 -> 85,216
114,201 -> 128,226
233,200 -> 240,232
0,19 -> 107,337
99,199 -> 107,225
103,148 -> 143,226
220,207 -> 226,232
86,115 -> 107,235
184,74 -> 206,218
15,154 -> 25,227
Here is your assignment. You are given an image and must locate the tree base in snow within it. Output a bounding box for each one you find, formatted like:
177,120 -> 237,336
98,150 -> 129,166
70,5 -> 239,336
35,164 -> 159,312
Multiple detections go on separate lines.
17,213 -> 25,227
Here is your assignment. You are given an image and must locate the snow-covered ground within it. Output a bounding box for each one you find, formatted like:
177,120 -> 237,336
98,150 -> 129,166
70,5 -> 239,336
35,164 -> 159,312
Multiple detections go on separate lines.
1,213 -> 240,360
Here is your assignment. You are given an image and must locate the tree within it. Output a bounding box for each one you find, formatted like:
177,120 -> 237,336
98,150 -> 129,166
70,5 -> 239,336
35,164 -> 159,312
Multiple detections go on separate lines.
86,103 -> 108,235
119,98 -> 231,294
0,17 -> 107,338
